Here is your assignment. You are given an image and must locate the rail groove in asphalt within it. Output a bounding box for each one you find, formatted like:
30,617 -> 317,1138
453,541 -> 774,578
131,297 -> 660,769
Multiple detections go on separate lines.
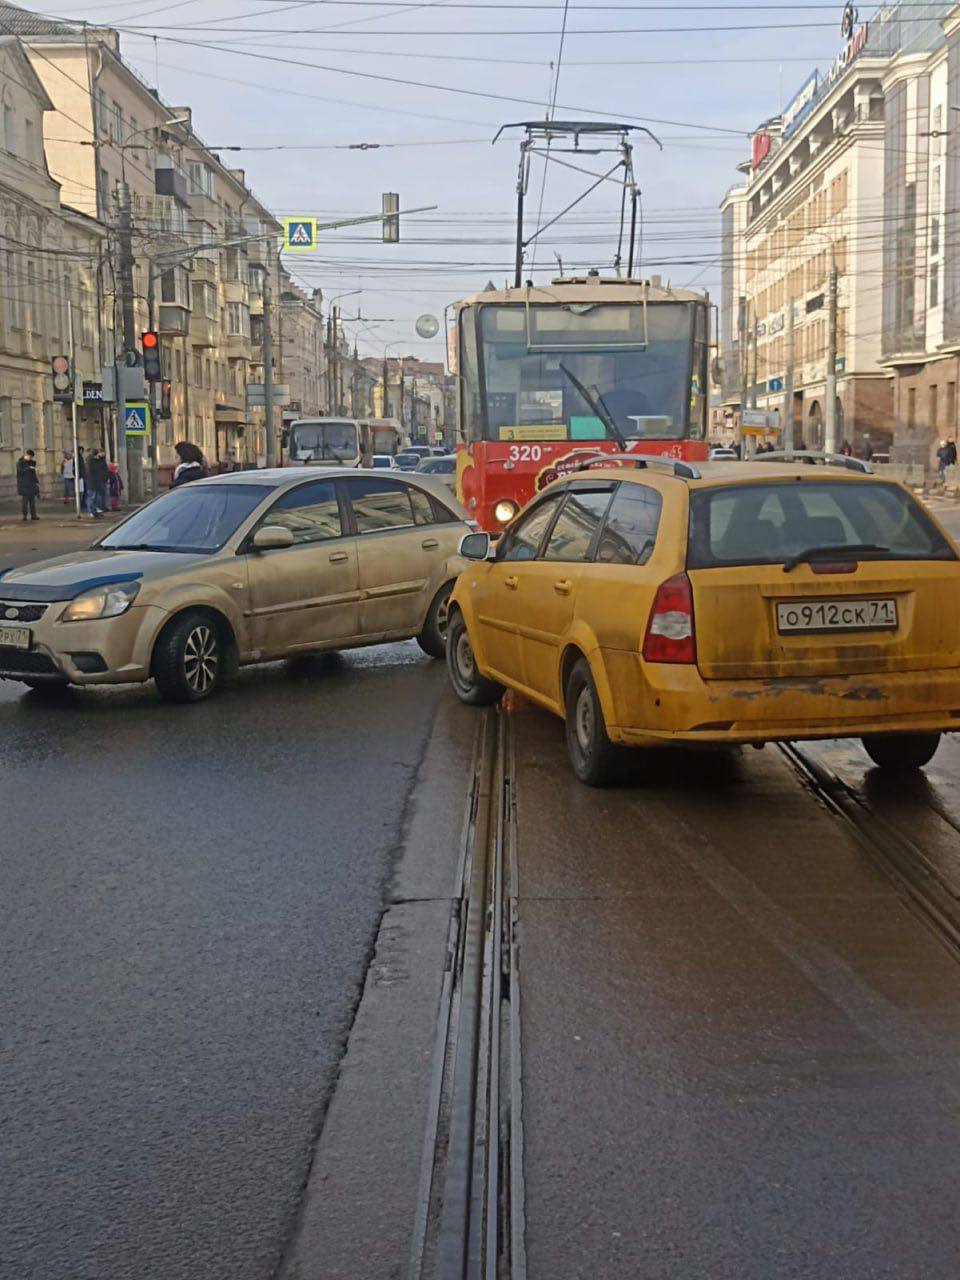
408,707 -> 525,1280
782,742 -> 960,953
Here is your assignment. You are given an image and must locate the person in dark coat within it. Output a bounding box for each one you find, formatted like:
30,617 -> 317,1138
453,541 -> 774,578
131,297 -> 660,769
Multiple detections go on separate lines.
948,439 -> 958,467
170,440 -> 209,487
86,448 -> 109,518
937,439 -> 951,483
16,449 -> 40,521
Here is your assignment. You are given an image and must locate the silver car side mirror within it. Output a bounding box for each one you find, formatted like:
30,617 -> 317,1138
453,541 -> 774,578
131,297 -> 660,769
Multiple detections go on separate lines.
252,525 -> 295,551
459,531 -> 492,560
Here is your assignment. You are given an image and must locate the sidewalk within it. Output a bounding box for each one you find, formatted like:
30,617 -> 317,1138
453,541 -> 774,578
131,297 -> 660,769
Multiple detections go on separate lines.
0,497 -> 138,533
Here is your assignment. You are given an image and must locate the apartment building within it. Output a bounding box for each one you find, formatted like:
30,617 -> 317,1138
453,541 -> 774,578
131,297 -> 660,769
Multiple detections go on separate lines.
280,270 -> 325,425
5,1 -> 302,485
0,31 -> 107,499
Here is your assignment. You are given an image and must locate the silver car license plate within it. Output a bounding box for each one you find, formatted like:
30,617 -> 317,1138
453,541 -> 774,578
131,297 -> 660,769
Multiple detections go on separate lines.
776,598 -> 898,634
0,625 -> 31,649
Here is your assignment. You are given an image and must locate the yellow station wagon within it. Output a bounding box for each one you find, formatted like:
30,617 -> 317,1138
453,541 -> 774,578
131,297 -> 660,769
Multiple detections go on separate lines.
446,453 -> 960,784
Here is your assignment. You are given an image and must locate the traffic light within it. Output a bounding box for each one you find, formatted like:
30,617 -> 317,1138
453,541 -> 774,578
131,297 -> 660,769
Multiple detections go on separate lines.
159,378 -> 172,420
51,354 -> 72,403
382,192 -> 399,243
141,331 -> 162,381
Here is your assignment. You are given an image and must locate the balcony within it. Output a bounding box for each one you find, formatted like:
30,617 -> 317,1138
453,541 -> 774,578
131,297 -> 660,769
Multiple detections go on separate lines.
222,280 -> 249,305
191,256 -> 217,287
158,303 -> 189,336
225,333 -> 252,361
190,312 -> 217,348
188,190 -> 219,225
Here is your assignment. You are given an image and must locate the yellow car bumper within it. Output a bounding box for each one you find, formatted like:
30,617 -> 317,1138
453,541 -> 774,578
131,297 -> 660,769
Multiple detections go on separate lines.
601,650 -> 960,746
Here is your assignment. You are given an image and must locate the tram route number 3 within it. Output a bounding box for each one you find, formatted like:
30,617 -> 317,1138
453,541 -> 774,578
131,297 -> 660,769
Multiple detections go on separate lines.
507,444 -> 543,462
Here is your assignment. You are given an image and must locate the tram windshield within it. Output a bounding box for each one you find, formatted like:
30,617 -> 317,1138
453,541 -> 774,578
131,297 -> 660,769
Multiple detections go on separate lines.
466,302 -> 703,442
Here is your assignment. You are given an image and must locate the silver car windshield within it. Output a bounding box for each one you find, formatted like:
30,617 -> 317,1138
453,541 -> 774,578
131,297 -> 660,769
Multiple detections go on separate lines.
99,484 -> 267,554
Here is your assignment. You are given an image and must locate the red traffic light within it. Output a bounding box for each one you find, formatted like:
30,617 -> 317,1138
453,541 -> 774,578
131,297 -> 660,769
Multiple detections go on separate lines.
142,331 -> 159,349
52,355 -> 70,374
141,331 -> 162,381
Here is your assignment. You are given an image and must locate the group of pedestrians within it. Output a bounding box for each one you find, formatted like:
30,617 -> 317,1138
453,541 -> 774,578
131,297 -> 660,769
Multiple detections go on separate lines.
15,445 -> 123,522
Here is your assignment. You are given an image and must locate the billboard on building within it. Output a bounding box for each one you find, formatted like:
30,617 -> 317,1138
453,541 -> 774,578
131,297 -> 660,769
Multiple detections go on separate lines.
782,72 -> 819,138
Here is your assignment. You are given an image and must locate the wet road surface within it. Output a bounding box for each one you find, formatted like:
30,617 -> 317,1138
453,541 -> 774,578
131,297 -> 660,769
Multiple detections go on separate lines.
513,707 -> 960,1279
0,642 -> 455,1280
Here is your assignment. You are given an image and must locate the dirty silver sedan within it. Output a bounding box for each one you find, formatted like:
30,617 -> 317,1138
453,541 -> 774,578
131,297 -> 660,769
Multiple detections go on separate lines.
0,468 -> 471,702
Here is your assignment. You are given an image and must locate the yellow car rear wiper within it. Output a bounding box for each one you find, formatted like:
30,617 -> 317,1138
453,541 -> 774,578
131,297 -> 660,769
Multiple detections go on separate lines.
782,543 -> 889,573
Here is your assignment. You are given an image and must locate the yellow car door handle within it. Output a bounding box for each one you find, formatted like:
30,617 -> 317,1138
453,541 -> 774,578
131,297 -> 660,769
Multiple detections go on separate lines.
329,551 -> 349,563
505,575 -> 519,590
421,538 -> 439,550
554,579 -> 573,595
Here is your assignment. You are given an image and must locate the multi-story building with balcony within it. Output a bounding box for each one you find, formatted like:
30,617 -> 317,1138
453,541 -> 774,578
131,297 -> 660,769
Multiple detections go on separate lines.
0,30 -> 107,499
719,2 -> 960,470
279,270 -> 325,426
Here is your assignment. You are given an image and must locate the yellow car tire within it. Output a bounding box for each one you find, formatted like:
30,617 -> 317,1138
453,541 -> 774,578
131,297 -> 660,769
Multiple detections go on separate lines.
564,657 -> 627,787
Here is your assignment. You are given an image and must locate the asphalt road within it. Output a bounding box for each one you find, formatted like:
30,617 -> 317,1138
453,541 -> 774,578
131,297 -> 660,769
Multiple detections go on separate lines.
0,632 -> 455,1280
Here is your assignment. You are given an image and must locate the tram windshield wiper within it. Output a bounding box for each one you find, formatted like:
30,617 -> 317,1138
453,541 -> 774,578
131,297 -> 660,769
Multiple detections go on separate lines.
558,362 -> 627,451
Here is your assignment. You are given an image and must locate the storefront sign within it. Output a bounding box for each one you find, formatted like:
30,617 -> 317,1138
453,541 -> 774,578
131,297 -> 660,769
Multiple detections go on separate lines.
783,72 -> 819,138
769,313 -> 785,334
806,293 -> 825,312
751,131 -> 772,170
82,381 -> 103,403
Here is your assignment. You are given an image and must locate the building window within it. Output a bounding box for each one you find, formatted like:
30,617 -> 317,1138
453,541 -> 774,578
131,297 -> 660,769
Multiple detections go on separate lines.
193,352 -> 203,385
930,261 -> 940,309
187,162 -> 214,196
226,302 -> 249,336
0,396 -> 10,446
931,217 -> 940,258
931,385 -> 939,429
907,386 -> 917,429
948,381 -> 956,430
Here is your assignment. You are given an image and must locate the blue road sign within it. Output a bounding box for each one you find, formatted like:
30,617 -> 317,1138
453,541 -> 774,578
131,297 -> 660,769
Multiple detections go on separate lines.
283,217 -> 317,252
124,402 -> 150,436
769,377 -> 784,392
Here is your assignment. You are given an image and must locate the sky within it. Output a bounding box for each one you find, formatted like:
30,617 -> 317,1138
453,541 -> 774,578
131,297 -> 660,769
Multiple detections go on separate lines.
40,0 -> 867,360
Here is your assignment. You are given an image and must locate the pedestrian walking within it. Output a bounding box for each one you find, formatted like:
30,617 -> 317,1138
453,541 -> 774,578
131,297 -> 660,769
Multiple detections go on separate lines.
107,460 -> 123,511
16,448 -> 40,521
86,448 -> 109,518
948,439 -> 958,467
170,440 -> 209,487
937,438 -> 951,484
61,450 -> 75,503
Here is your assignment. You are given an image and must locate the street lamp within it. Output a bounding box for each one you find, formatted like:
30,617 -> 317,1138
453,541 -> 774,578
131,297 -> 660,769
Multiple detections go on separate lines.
325,292 -> 360,414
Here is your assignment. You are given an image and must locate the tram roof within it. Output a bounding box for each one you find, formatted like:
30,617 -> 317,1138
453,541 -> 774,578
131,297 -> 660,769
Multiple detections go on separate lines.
454,276 -> 707,309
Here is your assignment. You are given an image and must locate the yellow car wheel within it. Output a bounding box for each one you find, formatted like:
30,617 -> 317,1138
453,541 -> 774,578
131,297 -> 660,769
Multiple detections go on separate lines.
861,732 -> 941,772
446,610 -> 503,706
564,657 -> 626,787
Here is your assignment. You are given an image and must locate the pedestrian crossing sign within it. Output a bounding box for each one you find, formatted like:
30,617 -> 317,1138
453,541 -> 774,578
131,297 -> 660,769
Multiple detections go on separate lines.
124,401 -> 151,436
283,217 -> 317,252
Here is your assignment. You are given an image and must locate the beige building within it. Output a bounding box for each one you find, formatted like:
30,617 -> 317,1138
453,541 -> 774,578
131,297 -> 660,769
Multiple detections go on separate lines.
720,28 -> 891,452
279,270 -> 325,424
0,32 -> 107,500
9,2 -> 286,485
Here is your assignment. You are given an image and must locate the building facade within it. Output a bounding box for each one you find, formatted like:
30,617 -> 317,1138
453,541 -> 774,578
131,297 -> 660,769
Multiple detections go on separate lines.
719,1 -> 960,470
0,32 -> 107,499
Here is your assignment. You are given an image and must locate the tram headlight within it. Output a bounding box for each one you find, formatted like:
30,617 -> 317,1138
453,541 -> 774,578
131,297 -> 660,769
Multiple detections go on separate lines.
493,499 -> 519,525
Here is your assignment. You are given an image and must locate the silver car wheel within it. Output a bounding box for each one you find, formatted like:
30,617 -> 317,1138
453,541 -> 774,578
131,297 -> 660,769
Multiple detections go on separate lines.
455,628 -> 475,684
574,683 -> 594,754
436,592 -> 451,636
183,624 -> 218,695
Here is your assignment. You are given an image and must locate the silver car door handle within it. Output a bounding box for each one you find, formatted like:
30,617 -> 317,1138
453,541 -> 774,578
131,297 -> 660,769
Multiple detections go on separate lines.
329,551 -> 349,563
421,538 -> 440,549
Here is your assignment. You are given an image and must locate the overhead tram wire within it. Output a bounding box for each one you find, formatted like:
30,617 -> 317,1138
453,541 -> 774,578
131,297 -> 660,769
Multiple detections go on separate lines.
107,31 -> 750,135
529,0 -> 571,278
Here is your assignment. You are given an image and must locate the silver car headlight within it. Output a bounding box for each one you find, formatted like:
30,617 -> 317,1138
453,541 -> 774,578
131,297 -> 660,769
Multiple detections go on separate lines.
61,581 -> 140,622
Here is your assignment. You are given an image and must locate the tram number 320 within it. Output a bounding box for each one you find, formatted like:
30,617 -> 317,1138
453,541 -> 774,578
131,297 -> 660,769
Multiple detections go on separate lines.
507,444 -> 543,462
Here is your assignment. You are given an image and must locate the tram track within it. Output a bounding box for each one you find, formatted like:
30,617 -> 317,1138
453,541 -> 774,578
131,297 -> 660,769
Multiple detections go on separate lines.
408,707 -> 525,1280
781,742 -> 960,953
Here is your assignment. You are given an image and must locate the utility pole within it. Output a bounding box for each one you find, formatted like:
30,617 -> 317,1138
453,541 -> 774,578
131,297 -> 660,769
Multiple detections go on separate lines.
825,249 -> 838,454
749,310 -> 758,410
382,353 -> 389,417
784,297 -> 795,454
332,307 -> 340,412
737,294 -> 747,431
263,268 -> 275,466
68,299 -> 82,520
115,181 -> 134,495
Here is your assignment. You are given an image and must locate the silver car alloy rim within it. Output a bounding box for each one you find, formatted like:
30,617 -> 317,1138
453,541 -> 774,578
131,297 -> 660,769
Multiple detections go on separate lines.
456,629 -> 475,685
437,593 -> 451,635
575,684 -> 594,754
183,624 -> 218,694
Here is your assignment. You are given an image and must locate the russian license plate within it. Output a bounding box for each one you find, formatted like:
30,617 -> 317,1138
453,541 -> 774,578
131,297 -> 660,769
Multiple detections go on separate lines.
0,625 -> 30,650
776,598 -> 898,634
